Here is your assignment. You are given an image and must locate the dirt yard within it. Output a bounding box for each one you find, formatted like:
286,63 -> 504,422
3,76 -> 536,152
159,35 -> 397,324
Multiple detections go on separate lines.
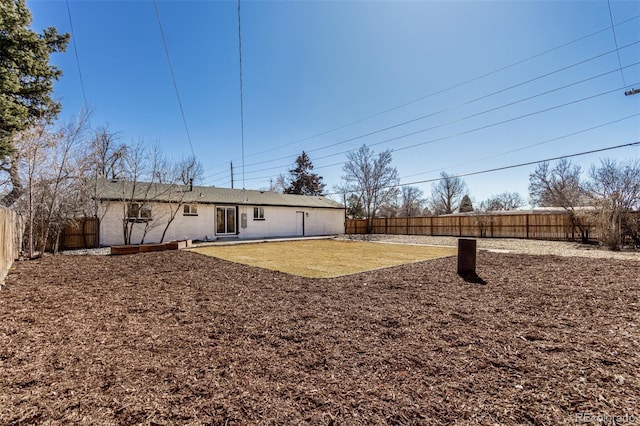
1,250 -> 639,425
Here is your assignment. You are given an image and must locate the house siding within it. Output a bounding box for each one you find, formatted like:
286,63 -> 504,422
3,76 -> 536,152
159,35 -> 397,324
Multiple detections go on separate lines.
99,201 -> 344,246
238,205 -> 344,240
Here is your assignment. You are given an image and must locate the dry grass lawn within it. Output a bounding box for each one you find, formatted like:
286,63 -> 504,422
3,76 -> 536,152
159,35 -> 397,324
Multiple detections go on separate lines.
190,239 -> 457,278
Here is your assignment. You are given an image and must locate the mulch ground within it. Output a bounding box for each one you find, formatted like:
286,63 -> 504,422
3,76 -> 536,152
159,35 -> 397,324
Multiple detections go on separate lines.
0,250 -> 639,425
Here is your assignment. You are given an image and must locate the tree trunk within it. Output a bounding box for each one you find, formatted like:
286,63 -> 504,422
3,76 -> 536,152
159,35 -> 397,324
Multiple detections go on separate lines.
366,217 -> 373,234
0,159 -> 23,207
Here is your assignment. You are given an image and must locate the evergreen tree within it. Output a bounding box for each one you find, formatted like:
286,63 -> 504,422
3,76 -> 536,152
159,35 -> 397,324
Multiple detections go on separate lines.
459,194 -> 474,213
345,194 -> 365,218
284,151 -> 326,196
1,0 -> 69,155
1,0 -> 70,206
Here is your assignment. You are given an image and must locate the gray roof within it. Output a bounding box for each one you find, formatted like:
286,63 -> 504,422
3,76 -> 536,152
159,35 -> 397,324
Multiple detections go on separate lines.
95,179 -> 344,209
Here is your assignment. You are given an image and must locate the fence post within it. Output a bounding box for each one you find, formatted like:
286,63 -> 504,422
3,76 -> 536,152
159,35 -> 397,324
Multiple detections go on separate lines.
490,217 -> 494,238
1,207 -> 21,284
526,214 -> 529,239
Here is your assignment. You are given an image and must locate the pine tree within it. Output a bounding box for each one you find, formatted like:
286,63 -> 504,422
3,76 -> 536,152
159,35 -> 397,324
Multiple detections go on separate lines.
345,194 -> 365,218
1,0 -> 70,206
459,194 -> 474,213
284,151 -> 326,196
1,0 -> 69,155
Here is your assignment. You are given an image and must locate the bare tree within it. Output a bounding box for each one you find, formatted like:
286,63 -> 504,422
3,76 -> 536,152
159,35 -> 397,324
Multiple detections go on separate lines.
399,186 -> 426,217
529,159 -> 590,242
341,145 -> 399,233
174,155 -> 203,185
429,172 -> 467,215
64,126 -> 127,251
377,185 -> 427,218
473,200 -> 494,237
378,197 -> 400,218
11,111 -> 90,257
483,192 -> 525,211
113,142 -> 170,245
529,160 -> 585,207
87,137 -> 203,245
90,126 -> 126,180
586,158 -> 640,250
158,156 -> 204,243
39,114 -> 90,253
13,124 -> 49,257
268,174 -> 288,193
107,143 -> 205,245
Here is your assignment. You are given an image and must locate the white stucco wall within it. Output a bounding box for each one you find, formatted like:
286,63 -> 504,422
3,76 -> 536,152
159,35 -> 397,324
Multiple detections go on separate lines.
236,205 -> 345,240
99,201 -> 217,246
99,201 -> 344,246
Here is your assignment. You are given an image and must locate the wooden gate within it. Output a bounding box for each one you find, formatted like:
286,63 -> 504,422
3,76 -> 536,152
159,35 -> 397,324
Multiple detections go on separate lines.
61,217 -> 100,250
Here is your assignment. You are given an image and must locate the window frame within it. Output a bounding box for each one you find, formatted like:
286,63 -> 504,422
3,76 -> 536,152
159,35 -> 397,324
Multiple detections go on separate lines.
183,204 -> 198,216
127,202 -> 152,222
216,206 -> 237,235
253,206 -> 265,221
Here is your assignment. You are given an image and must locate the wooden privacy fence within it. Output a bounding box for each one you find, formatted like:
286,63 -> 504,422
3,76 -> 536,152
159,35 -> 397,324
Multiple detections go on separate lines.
345,212 -> 599,241
1,207 -> 23,284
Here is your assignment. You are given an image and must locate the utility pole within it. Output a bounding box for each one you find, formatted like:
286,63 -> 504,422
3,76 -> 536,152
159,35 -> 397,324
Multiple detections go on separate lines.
230,162 -> 234,189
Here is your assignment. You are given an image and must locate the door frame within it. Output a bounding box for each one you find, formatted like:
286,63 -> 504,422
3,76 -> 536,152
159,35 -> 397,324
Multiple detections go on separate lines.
215,205 -> 238,236
296,211 -> 305,237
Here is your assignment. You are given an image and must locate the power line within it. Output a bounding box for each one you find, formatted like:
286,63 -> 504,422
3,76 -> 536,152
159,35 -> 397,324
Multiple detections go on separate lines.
229,81 -> 638,180
245,14 -> 640,160
203,65 -> 639,185
322,140 -> 640,196
199,13 -> 640,175
388,84 -> 638,156
237,0 -> 246,190
229,108 -> 640,185
64,0 -> 91,127
399,141 -> 640,189
398,112 -> 640,181
152,0 -> 195,158
241,55 -> 640,171
202,168 -> 230,181
607,0 -> 628,88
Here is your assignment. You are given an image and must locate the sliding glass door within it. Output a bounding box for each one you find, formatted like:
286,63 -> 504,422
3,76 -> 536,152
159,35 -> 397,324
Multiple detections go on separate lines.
216,206 -> 237,235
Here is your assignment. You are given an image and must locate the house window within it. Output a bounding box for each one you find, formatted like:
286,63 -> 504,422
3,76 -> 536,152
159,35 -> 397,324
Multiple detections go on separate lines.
253,207 -> 265,220
183,204 -> 198,216
127,203 -> 152,221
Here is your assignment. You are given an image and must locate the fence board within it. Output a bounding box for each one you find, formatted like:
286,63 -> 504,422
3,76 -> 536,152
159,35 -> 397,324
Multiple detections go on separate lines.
1,207 -> 22,284
344,211 -> 602,242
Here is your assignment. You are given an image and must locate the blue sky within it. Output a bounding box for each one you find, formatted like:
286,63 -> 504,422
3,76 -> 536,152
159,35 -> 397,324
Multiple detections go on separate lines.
29,0 -> 640,206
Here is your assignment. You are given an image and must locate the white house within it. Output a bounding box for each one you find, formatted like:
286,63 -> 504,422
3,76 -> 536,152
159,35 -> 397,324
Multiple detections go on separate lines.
95,179 -> 345,246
